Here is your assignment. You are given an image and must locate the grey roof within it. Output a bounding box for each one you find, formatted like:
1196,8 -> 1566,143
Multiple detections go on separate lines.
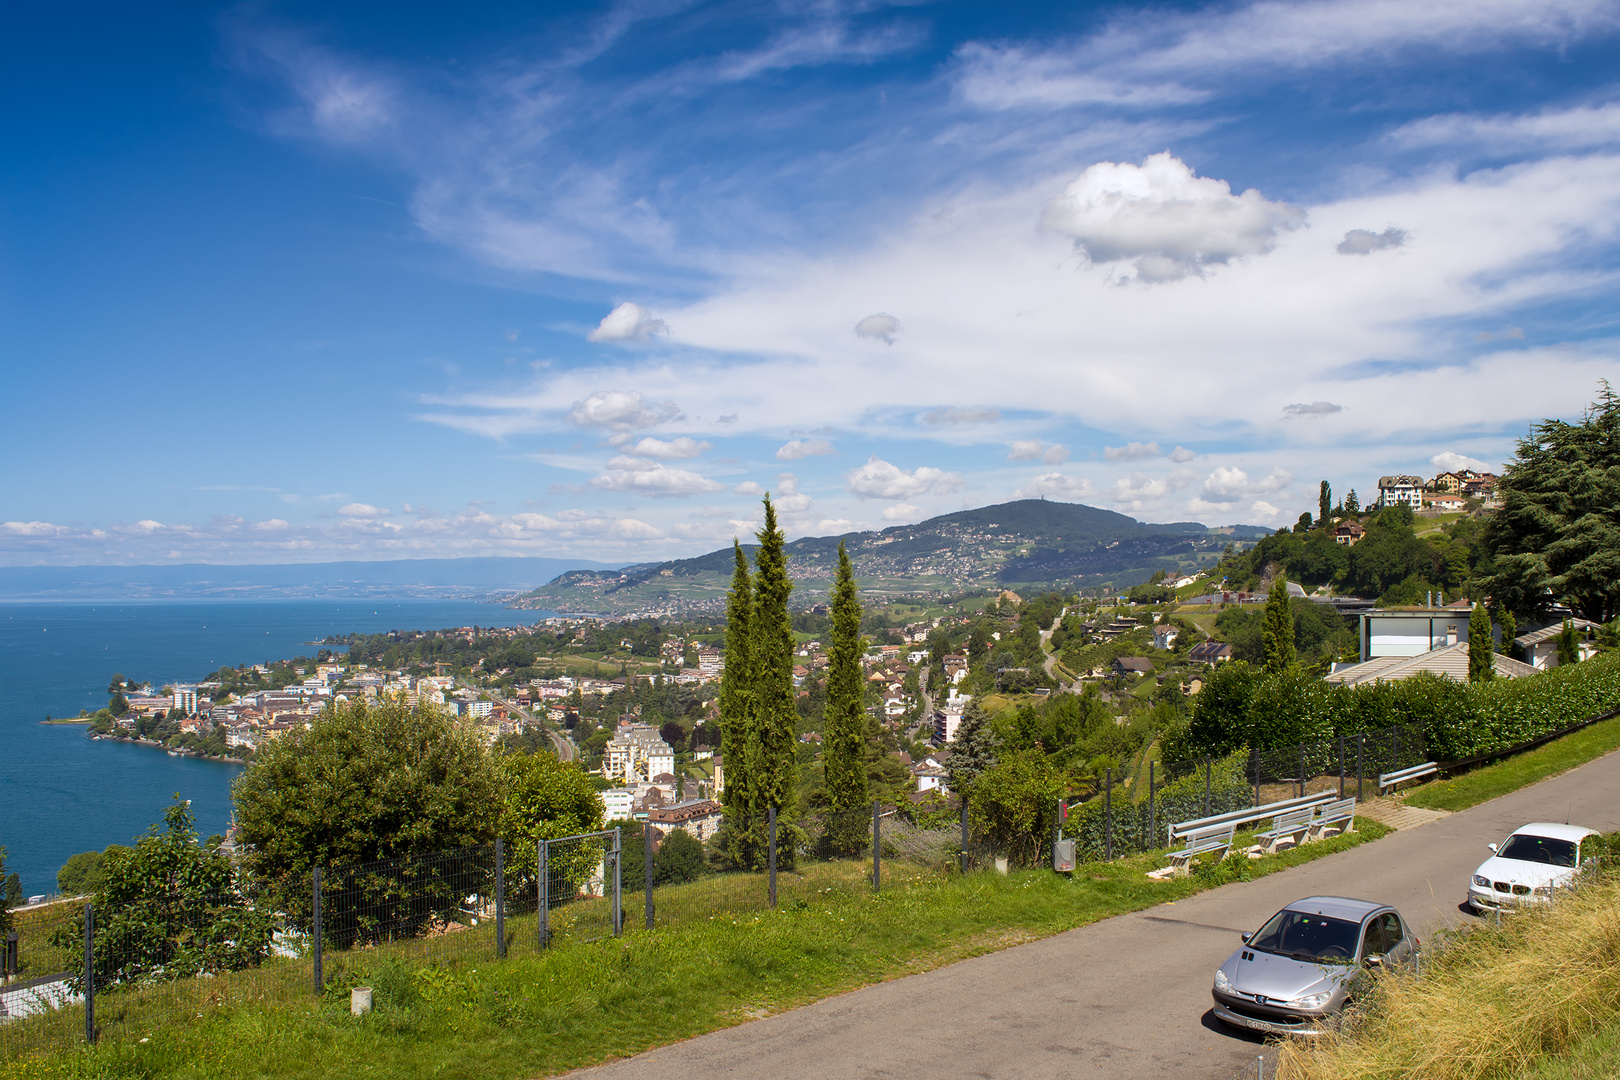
1323,642 -> 1538,686
1514,619 -> 1600,648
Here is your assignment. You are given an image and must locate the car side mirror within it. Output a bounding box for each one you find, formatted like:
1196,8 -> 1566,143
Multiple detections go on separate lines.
1487,843 -> 1498,854
1240,932 -> 1251,944
1364,954 -> 1384,969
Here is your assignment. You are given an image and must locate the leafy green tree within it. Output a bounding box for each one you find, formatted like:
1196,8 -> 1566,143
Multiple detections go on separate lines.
1481,385 -> 1620,623
1295,512 -> 1313,534
56,798 -> 272,990
719,540 -> 758,857
233,698 -> 504,901
1319,481 -> 1332,526
500,750 -> 604,887
1262,576 -> 1296,674
0,847 -> 13,934
109,690 -> 128,717
823,542 -> 869,851
1558,618 -> 1580,667
1345,489 -> 1360,514
1468,603 -> 1496,682
968,748 -> 1067,867
751,495 -> 800,829
57,846 -> 127,896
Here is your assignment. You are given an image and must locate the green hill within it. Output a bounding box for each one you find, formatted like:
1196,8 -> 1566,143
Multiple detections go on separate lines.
512,499 -> 1268,615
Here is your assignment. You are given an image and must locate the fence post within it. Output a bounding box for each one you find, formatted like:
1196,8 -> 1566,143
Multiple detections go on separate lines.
1357,734 -> 1365,802
1394,729 -> 1401,770
872,801 -> 881,892
1104,768 -> 1113,861
768,808 -> 778,908
495,837 -> 506,959
1298,745 -> 1306,798
960,798 -> 970,875
538,839 -> 549,950
613,826 -> 623,937
1204,758 -> 1212,817
311,867 -> 323,997
83,903 -> 95,1045
1251,748 -> 1260,806
1148,762 -> 1156,851
1338,736 -> 1346,799
645,821 -> 655,930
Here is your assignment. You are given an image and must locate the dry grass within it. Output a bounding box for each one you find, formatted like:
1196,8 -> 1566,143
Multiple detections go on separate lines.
1277,875 -> 1620,1080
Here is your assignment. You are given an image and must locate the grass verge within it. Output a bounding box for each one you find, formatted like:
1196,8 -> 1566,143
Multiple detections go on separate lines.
1404,714 -> 1620,812
1277,866 -> 1620,1080
3,822 -> 1388,1080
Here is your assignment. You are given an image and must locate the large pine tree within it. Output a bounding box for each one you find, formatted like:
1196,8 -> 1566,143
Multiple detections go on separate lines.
1261,575 -> 1296,674
823,541 -> 869,850
750,496 -> 799,828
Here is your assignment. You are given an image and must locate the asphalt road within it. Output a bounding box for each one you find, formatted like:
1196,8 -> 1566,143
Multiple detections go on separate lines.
568,746 -> 1620,1080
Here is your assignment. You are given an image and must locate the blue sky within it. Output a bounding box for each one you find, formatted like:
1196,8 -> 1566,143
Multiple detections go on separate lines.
4,0 -> 1619,566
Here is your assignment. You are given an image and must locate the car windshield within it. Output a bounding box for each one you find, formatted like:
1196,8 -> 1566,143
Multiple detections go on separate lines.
1249,909 -> 1362,963
1498,834 -> 1578,867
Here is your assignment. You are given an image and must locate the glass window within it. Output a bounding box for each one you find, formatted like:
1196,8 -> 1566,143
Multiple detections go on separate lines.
1250,909 -> 1361,962
1498,834 -> 1578,867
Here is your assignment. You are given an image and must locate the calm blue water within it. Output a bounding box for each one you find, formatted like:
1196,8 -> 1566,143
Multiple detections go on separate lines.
0,599 -> 547,896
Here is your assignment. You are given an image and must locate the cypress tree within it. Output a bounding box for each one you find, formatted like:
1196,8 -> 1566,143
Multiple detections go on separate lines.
750,496 -> 800,841
1319,481 -> 1332,526
1262,575 -> 1296,674
1468,602 -> 1495,682
1557,618 -> 1579,667
719,540 -> 757,858
824,541 -> 869,851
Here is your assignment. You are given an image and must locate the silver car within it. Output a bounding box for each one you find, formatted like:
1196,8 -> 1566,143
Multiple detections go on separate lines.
1211,896 -> 1417,1036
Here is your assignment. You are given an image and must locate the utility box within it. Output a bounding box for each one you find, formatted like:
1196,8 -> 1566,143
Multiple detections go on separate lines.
1053,839 -> 1076,873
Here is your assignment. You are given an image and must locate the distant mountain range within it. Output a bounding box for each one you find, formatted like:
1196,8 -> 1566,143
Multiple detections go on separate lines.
514,500 -> 1271,615
0,557 -> 619,600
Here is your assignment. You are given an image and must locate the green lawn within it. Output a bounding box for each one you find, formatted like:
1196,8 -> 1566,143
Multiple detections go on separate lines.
1404,714 -> 1620,812
3,824 -> 1388,1080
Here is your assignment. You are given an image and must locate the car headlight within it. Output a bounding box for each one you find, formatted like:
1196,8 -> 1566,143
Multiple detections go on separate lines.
1473,875 -> 1490,888
1214,968 -> 1232,993
1288,991 -> 1333,1010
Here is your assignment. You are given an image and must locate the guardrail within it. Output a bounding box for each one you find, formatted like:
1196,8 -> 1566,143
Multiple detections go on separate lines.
1378,762 -> 1438,794
1168,791 -> 1338,845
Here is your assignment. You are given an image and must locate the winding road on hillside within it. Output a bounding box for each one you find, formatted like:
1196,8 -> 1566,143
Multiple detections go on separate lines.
568,748 -> 1620,1079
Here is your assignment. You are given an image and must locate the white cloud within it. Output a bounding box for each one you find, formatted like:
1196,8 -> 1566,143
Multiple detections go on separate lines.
338,503 -> 390,519
1337,228 -> 1406,255
1103,440 -> 1162,461
1007,440 -> 1069,464
854,312 -> 902,343
1013,473 -> 1096,500
587,302 -> 669,342
920,406 -> 1000,426
1194,465 -> 1293,505
1391,101 -> 1620,153
734,481 -> 766,495
845,456 -> 964,499
1431,450 -> 1497,473
777,438 -> 836,460
1249,500 -> 1281,520
590,463 -> 723,497
1283,401 -> 1345,418
882,502 -> 924,521
1042,153 -> 1305,282
569,390 -> 683,431
252,519 -> 290,532
1168,446 -> 1198,463
772,472 -> 813,515
620,435 -> 710,460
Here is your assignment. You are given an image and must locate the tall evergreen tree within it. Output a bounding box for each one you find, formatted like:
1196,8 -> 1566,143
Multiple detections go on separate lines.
719,541 -> 756,829
1319,481 -> 1332,526
1557,618 -> 1579,667
1468,603 -> 1496,682
945,698 -> 1000,795
750,496 -> 800,827
823,542 -> 869,850
1261,576 -> 1296,674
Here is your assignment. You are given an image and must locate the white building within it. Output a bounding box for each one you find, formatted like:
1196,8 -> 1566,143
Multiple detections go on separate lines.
603,722 -> 675,783
1377,475 -> 1425,509
171,685 -> 198,714
601,788 -> 634,822
933,706 -> 964,745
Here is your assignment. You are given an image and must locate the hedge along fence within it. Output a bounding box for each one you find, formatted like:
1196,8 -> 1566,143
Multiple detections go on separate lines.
1175,649 -> 1620,766
1062,750 -> 1251,864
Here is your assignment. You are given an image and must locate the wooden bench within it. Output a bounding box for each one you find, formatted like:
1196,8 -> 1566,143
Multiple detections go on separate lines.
1378,762 -> 1437,794
1165,823 -> 1236,874
1308,797 -> 1357,841
1255,807 -> 1316,855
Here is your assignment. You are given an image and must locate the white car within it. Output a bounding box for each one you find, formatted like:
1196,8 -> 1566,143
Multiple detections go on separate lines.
1467,822 -> 1600,912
